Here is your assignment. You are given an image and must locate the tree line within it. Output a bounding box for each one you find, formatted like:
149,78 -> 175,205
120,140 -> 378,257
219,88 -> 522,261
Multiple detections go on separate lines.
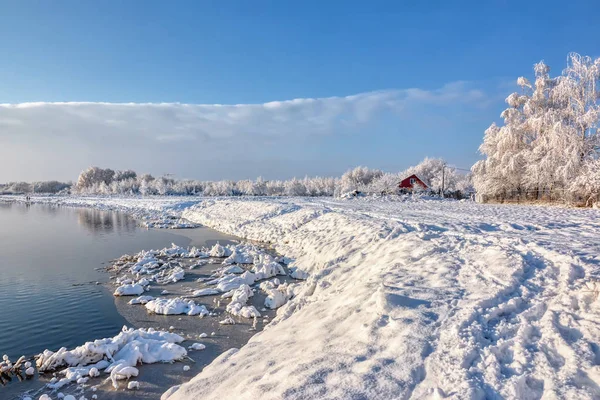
1,158 -> 472,198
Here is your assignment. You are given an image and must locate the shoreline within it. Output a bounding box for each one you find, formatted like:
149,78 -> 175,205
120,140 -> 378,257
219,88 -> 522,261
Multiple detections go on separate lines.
2,200 -> 300,400
95,246 -> 291,400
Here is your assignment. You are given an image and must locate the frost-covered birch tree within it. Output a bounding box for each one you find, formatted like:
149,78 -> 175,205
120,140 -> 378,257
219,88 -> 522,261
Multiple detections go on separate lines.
473,53 -> 600,205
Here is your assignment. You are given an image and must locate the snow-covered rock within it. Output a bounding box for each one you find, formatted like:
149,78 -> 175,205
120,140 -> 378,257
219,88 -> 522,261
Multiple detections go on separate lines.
187,288 -> 220,297
188,343 -> 206,351
36,326 -> 185,390
225,284 -> 261,318
156,267 -> 185,284
252,261 -> 286,281
127,380 -> 140,390
113,283 -> 145,296
128,295 -> 154,305
263,283 -> 298,310
209,243 -> 231,258
145,298 -> 209,316
215,271 -> 256,292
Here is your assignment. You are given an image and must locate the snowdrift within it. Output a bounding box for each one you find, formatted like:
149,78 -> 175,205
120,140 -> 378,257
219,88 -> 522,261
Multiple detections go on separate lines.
163,197 -> 600,400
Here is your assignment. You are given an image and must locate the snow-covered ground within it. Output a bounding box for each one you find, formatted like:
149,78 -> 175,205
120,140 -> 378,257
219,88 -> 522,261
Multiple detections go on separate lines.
4,194 -> 600,399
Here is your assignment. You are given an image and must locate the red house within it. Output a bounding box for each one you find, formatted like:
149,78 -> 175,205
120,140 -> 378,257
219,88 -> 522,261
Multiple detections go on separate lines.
399,174 -> 428,190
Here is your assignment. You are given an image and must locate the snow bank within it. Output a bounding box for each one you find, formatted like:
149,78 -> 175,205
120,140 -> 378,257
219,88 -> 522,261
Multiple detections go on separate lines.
163,197 -> 600,399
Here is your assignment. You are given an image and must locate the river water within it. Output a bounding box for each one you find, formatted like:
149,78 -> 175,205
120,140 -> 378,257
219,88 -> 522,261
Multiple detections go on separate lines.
0,202 -> 233,360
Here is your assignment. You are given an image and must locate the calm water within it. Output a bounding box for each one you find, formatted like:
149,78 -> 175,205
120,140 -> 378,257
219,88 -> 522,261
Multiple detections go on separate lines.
0,202 -> 231,359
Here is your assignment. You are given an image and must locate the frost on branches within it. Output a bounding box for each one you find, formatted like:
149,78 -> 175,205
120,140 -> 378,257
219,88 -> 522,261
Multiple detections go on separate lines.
473,53 -> 600,206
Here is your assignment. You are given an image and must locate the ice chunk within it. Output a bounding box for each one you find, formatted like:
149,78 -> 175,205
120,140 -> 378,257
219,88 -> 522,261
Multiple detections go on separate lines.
113,284 -> 144,297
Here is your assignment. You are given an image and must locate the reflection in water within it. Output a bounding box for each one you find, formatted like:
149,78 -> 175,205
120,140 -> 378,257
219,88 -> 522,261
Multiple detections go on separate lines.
77,208 -> 137,234
0,201 -> 59,215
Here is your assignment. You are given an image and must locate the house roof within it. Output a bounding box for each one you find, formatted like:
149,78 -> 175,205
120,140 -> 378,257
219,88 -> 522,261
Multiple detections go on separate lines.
399,174 -> 429,188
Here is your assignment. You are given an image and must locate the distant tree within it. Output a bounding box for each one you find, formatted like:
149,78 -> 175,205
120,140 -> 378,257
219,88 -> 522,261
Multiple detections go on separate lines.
338,166 -> 383,195
75,167 -> 115,192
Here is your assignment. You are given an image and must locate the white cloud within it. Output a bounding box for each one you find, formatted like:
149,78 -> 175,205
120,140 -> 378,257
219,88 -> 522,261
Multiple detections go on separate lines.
0,82 -> 485,143
0,82 -> 490,181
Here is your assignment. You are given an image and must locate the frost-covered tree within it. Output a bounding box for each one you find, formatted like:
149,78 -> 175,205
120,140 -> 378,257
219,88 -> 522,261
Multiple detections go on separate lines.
473,53 -> 600,205
32,181 -> 71,194
338,166 -> 383,195
284,178 -> 308,196
368,173 -> 402,194
75,167 -> 115,192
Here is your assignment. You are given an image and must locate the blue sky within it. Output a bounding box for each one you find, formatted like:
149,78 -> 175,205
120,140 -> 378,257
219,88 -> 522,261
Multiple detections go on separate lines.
1,0 -> 599,181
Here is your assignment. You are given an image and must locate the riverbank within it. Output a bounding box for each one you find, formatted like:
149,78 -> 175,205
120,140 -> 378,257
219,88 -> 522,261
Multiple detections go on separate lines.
3,195 -> 600,399
0,201 -> 298,400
